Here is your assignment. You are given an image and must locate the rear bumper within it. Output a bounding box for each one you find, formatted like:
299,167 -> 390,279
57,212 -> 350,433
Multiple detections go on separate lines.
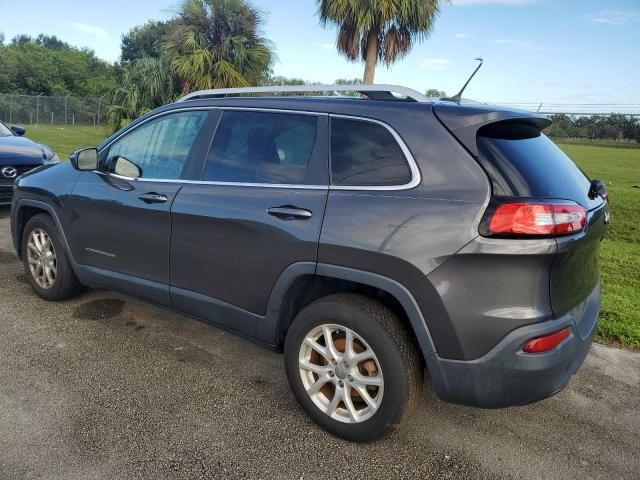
426,280 -> 600,408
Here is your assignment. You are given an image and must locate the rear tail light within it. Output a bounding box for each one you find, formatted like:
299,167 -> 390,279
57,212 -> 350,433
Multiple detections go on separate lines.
484,200 -> 586,238
522,328 -> 570,353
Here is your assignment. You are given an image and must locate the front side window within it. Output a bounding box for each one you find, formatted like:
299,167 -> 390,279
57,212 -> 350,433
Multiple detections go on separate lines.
104,111 -> 207,179
203,110 -> 318,184
330,118 -> 412,187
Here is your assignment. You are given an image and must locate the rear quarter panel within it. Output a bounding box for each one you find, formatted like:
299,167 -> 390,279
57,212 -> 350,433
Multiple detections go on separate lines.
319,106 -> 490,308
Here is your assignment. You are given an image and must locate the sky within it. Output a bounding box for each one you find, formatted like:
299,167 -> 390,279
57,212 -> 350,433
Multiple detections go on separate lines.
1,0 -> 639,103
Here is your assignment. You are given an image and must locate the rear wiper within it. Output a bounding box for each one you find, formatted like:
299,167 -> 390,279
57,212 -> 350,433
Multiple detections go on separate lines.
588,179 -> 607,200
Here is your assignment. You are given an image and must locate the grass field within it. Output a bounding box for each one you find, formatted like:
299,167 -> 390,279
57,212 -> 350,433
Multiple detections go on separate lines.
25,125 -> 108,160
23,125 -> 640,349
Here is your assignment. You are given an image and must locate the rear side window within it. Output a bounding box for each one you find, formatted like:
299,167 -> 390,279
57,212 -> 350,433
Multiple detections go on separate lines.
477,123 -> 599,208
203,111 -> 317,184
330,118 -> 411,186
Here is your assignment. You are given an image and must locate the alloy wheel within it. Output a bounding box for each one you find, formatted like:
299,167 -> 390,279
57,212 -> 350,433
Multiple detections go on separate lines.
26,228 -> 57,289
298,324 -> 384,424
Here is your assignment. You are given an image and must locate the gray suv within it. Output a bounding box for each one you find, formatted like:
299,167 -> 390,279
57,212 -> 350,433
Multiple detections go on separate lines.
10,85 -> 608,442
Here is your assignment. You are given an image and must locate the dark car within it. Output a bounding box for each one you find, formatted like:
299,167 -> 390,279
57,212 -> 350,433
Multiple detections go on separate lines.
0,120 -> 59,205
10,84 -> 608,442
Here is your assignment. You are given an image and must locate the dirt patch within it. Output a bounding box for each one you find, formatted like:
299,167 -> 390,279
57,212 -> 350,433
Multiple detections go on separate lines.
73,299 -> 125,321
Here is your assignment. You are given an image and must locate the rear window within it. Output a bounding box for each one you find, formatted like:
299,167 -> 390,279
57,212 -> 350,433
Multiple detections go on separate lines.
330,117 -> 412,186
477,123 -> 600,209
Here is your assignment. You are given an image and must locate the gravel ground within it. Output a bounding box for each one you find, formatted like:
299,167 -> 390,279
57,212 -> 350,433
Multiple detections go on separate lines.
0,206 -> 639,480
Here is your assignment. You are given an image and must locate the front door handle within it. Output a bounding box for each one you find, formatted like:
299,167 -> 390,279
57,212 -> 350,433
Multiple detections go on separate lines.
138,192 -> 168,204
267,206 -> 313,220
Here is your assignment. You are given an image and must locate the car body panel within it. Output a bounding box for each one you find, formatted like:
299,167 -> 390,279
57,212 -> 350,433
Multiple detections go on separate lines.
170,184 -> 328,315
67,172 -> 183,285
0,130 -> 52,205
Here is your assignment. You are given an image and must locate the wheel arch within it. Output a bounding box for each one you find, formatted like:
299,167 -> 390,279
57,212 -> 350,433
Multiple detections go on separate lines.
267,263 -> 438,369
13,199 -> 73,263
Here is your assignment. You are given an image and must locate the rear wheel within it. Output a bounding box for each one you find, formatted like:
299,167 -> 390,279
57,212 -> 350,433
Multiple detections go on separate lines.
284,293 -> 422,442
22,214 -> 83,301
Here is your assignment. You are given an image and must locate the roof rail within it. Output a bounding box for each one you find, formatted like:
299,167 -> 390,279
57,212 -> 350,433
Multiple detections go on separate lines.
177,84 -> 429,103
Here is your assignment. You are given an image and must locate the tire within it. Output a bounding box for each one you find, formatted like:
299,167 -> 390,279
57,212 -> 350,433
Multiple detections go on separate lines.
284,293 -> 422,442
21,213 -> 83,301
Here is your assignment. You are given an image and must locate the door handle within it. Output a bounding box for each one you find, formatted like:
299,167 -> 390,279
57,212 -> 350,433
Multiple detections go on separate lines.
138,192 -> 168,204
267,206 -> 313,220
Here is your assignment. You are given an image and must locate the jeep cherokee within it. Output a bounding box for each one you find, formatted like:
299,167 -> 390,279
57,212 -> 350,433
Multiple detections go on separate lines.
10,84 -> 608,442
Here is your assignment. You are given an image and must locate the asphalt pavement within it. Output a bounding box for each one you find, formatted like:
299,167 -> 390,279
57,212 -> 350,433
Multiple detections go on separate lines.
0,206 -> 638,479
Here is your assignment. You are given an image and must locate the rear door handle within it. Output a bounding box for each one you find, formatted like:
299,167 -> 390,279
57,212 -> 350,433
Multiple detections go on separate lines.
267,206 -> 313,220
138,192 -> 168,204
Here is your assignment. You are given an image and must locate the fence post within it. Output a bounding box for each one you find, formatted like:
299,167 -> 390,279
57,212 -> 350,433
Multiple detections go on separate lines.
97,95 -> 106,126
36,92 -> 45,125
64,95 -> 69,126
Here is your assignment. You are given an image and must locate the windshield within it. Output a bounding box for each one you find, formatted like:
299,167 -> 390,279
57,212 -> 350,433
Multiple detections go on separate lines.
0,121 -> 13,137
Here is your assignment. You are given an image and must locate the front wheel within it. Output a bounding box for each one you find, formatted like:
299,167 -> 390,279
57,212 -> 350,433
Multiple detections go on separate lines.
21,213 -> 83,301
284,293 -> 422,442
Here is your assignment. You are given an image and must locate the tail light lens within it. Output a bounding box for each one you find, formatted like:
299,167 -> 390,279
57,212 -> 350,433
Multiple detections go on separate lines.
522,328 -> 570,353
485,200 -> 586,238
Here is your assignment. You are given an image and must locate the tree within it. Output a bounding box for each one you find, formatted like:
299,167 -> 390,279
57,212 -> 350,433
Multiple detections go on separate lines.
162,0 -> 274,93
121,20 -> 173,63
317,0 -> 445,84
106,57 -> 177,133
35,34 -> 67,50
0,36 -> 117,95
425,88 -> 446,98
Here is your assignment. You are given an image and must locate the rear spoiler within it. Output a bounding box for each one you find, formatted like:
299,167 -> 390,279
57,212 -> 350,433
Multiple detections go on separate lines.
433,103 -> 552,157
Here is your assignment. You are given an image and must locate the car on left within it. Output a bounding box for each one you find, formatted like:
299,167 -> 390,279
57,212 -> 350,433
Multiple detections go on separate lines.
0,120 -> 59,205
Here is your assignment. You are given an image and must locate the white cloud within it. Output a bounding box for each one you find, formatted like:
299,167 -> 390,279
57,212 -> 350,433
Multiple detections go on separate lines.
67,22 -> 110,42
312,42 -> 335,50
455,33 -> 471,38
419,58 -> 452,70
494,38 -> 543,51
451,0 -> 537,5
587,10 -> 640,26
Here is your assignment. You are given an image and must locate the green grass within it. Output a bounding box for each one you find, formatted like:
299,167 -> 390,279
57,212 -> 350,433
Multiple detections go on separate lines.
24,124 -> 108,160
559,144 -> 640,349
19,126 -> 640,349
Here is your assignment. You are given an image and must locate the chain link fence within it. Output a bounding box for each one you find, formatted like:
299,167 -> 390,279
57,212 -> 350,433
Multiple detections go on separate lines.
0,94 -> 110,127
490,103 -> 640,147
1,94 -> 639,148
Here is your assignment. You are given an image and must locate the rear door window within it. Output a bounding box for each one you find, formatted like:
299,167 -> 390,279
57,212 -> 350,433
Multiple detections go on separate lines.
203,110 -> 318,185
477,124 -> 602,209
330,117 -> 412,187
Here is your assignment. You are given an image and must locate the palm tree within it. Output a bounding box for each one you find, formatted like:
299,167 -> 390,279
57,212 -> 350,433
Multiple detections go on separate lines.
106,57 -> 177,133
317,0 -> 445,84
163,0 -> 274,93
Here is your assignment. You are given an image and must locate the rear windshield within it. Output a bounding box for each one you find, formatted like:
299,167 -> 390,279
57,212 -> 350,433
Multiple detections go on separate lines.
477,123 -> 601,209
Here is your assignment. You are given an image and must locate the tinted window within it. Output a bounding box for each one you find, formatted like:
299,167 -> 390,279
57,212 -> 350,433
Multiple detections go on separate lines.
203,111 -> 317,184
477,126 -> 599,208
105,111 -> 207,179
330,118 -> 411,186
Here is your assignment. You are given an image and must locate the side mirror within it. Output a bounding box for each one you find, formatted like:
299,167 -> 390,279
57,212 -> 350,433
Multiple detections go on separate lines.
71,148 -> 98,171
113,156 -> 142,179
11,126 -> 25,136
